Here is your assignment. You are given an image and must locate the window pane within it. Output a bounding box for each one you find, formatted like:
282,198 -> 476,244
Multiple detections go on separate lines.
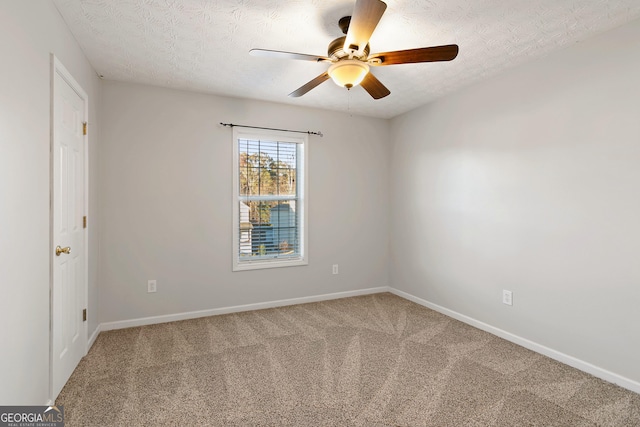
238,200 -> 299,260
238,139 -> 297,197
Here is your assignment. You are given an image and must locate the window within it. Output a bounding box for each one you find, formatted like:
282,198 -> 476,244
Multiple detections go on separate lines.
232,128 -> 308,271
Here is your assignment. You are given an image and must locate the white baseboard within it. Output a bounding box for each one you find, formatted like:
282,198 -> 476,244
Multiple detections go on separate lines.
91,284 -> 640,394
87,324 -> 101,351
389,287 -> 640,395
100,286 -> 391,331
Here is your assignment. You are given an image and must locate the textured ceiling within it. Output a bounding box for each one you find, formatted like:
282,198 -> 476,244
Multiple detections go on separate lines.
53,0 -> 640,119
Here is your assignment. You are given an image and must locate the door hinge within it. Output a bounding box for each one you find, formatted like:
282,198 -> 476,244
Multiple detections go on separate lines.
83,216 -> 87,229
83,309 -> 87,322
83,122 -> 87,135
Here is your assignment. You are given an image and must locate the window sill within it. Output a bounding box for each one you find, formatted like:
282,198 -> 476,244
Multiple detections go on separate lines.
233,257 -> 308,272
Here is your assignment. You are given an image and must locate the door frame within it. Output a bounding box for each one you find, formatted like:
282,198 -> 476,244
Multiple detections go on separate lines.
49,54 -> 89,402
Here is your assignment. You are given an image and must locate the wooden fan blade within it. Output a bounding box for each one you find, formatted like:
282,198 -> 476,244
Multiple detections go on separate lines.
344,0 -> 387,56
250,49 -> 330,63
369,44 -> 459,65
288,72 -> 331,97
360,72 -> 390,99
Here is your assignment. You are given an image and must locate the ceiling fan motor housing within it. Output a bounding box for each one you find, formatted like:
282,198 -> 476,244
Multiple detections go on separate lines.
328,36 -> 370,60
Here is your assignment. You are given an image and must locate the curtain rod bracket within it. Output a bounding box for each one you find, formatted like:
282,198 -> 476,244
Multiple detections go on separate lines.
220,122 -> 323,137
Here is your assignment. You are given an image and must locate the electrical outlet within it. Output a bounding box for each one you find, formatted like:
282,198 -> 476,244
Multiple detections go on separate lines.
332,264 -> 339,275
148,280 -> 157,293
502,290 -> 512,306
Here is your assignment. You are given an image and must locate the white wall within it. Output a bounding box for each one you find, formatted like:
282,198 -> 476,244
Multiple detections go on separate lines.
390,19 -> 640,385
0,1 -> 101,404
99,81 -> 389,323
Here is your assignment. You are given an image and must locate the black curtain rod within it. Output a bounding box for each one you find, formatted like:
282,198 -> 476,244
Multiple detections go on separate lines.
220,122 -> 323,137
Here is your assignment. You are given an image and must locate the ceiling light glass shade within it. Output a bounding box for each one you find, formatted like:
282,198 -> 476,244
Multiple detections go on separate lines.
328,60 -> 370,89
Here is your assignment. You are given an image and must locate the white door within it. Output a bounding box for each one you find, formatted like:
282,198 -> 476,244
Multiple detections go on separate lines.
51,57 -> 87,399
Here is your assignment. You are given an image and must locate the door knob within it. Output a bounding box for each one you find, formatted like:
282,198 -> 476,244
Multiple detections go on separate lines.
55,246 -> 71,256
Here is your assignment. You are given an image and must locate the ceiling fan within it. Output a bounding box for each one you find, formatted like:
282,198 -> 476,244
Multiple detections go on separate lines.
249,0 -> 459,100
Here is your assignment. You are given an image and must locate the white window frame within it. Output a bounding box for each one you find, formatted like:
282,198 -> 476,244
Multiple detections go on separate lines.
232,128 -> 308,271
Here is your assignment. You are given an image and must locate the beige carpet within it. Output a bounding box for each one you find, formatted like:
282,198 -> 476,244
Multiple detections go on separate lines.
56,293 -> 640,426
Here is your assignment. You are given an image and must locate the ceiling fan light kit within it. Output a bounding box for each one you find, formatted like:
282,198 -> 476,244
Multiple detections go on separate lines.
328,60 -> 370,89
250,0 -> 459,100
